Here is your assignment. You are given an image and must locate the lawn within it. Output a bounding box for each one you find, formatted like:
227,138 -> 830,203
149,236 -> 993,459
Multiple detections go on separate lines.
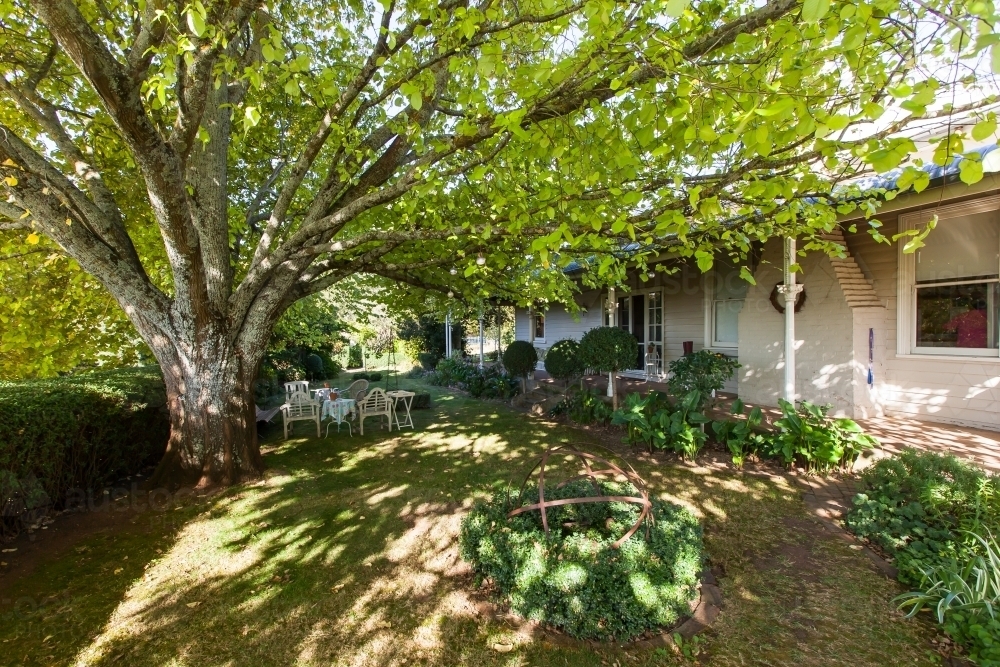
0,379 -> 939,666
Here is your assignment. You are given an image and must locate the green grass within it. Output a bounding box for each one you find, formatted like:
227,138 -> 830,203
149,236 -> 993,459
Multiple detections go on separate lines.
0,381 -> 939,666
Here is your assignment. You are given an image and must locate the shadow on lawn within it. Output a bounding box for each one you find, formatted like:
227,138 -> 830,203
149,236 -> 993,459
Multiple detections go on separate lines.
3,385 -> 935,667
24,388 -> 617,666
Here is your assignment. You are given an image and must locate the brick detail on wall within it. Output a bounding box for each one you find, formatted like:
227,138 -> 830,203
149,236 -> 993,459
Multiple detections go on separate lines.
821,228 -> 884,309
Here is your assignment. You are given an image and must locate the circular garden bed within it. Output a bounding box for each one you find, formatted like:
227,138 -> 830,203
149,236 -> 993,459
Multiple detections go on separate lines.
459,478 -> 704,641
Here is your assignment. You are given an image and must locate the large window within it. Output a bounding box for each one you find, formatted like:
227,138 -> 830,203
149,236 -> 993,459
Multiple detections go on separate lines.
709,264 -> 748,347
899,197 -> 1000,357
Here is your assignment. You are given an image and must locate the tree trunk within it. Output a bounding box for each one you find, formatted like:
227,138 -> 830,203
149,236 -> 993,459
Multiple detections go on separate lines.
146,335 -> 264,489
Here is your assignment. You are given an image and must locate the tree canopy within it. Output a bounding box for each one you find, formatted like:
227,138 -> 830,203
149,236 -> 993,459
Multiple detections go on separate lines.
0,0 -> 997,483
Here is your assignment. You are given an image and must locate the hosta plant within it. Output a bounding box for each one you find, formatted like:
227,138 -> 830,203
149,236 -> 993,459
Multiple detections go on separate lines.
769,399 -> 877,472
711,399 -> 769,468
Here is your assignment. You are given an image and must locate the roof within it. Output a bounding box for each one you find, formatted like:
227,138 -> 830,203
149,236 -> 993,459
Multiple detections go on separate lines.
848,143 -> 999,191
560,143 -> 1000,274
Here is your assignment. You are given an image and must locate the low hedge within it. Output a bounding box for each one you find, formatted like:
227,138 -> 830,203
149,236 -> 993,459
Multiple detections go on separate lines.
0,367 -> 169,514
460,479 -> 703,641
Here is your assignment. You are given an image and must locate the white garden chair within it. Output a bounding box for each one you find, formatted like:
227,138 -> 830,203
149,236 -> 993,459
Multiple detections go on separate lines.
357,387 -> 392,435
644,349 -> 662,382
345,379 -> 369,402
280,391 -> 320,439
284,381 -> 309,402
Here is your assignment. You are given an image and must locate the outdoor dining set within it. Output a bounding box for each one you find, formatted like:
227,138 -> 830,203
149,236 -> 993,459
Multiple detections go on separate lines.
278,379 -> 416,440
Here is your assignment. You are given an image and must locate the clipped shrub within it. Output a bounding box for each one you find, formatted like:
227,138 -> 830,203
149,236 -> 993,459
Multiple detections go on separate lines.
417,351 -> 438,370
667,350 -> 740,408
368,372 -> 383,382
0,367 -> 169,520
579,327 -> 636,374
460,479 -> 703,641
579,326 -> 636,409
304,353 -> 325,380
352,372 -> 370,381
411,393 -> 432,409
502,340 -> 537,379
544,339 -> 585,383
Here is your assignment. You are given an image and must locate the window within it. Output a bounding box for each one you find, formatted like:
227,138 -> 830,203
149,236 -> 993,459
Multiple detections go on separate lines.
647,290 -> 663,360
533,314 -> 545,341
709,264 -> 747,347
617,297 -> 631,333
899,198 -> 1000,357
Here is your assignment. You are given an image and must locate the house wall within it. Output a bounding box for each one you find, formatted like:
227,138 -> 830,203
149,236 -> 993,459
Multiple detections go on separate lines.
738,238 -> 858,415
846,200 -> 1000,430
514,263 -> 735,386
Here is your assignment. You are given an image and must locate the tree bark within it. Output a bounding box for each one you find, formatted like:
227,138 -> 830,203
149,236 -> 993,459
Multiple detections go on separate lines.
145,331 -> 265,489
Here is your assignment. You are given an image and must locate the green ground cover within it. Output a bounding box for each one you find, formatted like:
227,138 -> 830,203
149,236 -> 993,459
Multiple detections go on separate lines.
0,379 -> 939,666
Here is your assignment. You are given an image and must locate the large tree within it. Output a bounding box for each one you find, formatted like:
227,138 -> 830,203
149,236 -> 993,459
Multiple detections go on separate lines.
0,0 -> 996,486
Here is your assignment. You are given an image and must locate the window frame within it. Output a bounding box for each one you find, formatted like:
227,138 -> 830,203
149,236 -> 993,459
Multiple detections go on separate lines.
705,267 -> 746,350
533,313 -> 546,343
897,195 -> 1000,358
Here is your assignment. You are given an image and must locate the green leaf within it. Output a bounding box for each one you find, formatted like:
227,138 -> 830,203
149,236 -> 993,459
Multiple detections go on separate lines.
972,115 -> 997,141
959,158 -> 984,185
993,43 -> 1000,74
739,266 -> 756,285
694,250 -> 713,273
801,0 -> 830,23
665,0 -> 689,18
186,10 -> 206,38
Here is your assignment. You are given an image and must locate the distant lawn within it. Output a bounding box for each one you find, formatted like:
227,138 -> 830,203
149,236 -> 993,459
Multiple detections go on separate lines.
1,380 -> 938,666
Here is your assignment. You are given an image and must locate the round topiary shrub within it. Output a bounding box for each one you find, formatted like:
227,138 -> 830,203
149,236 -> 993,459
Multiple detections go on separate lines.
368,372 -> 383,382
579,326 -> 637,373
460,479 -> 703,641
544,338 -> 585,383
502,340 -> 538,378
579,326 -> 637,408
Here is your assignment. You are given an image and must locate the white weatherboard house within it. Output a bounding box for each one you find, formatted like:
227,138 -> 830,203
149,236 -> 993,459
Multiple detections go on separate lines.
515,146 -> 1000,431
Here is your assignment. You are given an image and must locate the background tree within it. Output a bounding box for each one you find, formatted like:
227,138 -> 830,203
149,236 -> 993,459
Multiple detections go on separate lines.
257,295 -> 345,397
1,0 -> 997,486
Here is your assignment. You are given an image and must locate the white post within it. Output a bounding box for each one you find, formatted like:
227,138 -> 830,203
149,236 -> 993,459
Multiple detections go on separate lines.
478,316 -> 485,368
606,288 -> 616,398
445,311 -> 452,358
777,236 -> 803,403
